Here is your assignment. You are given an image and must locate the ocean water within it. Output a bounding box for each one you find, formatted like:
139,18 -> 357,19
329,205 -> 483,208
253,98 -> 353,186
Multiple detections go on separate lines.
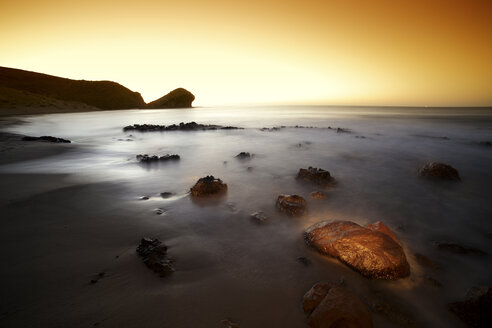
1,106 -> 492,327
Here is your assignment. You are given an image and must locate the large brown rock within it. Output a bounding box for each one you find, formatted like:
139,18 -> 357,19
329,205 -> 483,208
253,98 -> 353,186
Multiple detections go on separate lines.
297,167 -> 335,187
190,176 -> 227,197
418,162 -> 460,180
304,221 -> 410,279
303,282 -> 373,328
276,194 -> 307,216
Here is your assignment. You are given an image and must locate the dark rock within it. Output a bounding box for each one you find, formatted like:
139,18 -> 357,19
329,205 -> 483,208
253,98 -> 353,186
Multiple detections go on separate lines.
160,192 -> 174,198
276,194 -> 307,216
246,166 -> 253,172
190,176 -> 227,197
136,154 -> 180,163
304,220 -> 410,279
221,319 -> 240,328
235,152 -> 251,159
448,286 -> 492,327
310,191 -> 326,199
297,167 -> 335,187
297,256 -> 311,266
154,208 -> 166,215
303,282 -> 373,328
146,88 -> 195,109
413,253 -> 439,269
136,237 -> 175,276
123,121 -> 241,132
478,141 -> 492,147
250,211 -> 267,223
418,162 -> 460,180
435,241 -> 487,255
22,135 -> 71,143
139,196 -> 149,200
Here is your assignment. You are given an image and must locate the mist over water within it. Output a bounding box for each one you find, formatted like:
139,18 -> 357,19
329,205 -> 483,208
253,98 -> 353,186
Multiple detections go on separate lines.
2,106 -> 492,327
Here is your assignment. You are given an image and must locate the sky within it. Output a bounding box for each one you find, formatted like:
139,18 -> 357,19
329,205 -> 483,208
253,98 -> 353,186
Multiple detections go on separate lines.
1,0 -> 491,106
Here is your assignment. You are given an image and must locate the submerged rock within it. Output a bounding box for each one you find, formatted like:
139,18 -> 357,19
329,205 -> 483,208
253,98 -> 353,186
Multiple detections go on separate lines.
160,192 -> 174,198
448,286 -> 492,327
136,237 -> 174,276
297,167 -> 335,187
136,154 -> 180,163
434,241 -> 487,255
123,121 -> 241,132
190,176 -> 228,197
303,282 -> 373,328
235,152 -> 251,159
310,191 -> 326,199
418,162 -> 460,181
22,135 -> 71,143
304,220 -> 410,279
250,211 -> 268,223
276,194 -> 307,216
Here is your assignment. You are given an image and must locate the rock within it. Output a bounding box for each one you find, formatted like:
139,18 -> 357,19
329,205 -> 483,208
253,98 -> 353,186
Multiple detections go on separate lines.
434,241 -> 487,255
448,286 -> 492,327
418,162 -> 460,180
413,253 -> 439,269
221,319 -> 240,328
136,237 -> 175,276
303,282 -> 373,328
123,122 -> 241,132
250,211 -> 267,223
304,220 -> 410,279
145,88 -> 195,109
297,256 -> 311,266
190,176 -> 228,197
160,192 -> 174,198
297,167 -> 335,187
139,196 -> 149,200
136,154 -> 180,163
22,135 -> 71,143
369,298 -> 415,327
235,152 -> 251,159
310,191 -> 326,199
478,141 -> 492,147
276,194 -> 307,216
365,221 -> 400,245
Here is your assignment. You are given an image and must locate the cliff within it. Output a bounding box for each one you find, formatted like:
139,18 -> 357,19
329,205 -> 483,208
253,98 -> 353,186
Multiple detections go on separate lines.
0,67 -> 195,115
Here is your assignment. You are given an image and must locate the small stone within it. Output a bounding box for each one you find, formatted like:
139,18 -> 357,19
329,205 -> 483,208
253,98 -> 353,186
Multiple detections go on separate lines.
160,192 -> 174,198
251,211 -> 267,222
418,162 -> 460,180
235,152 -> 251,159
297,167 -> 335,187
140,196 -> 149,200
297,256 -> 311,266
309,191 -> 326,199
190,176 -> 228,197
276,194 -> 307,216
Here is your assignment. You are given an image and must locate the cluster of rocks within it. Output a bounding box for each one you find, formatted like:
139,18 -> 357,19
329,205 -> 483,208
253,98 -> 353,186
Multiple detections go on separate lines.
297,167 -> 335,187
136,237 -> 175,276
123,122 -> 241,132
190,176 -> 228,197
259,125 -> 350,133
22,135 -> 71,143
136,154 -> 180,163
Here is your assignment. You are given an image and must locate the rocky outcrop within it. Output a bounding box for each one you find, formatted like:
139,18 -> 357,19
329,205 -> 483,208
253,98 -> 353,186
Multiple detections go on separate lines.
190,176 -> 227,197
302,282 -> 373,328
304,220 -> 410,279
136,154 -> 180,163
297,167 -> 335,187
136,237 -> 175,276
146,88 -> 195,109
123,122 -> 241,132
22,136 -> 71,143
448,286 -> 492,327
418,162 -> 460,180
276,194 -> 307,216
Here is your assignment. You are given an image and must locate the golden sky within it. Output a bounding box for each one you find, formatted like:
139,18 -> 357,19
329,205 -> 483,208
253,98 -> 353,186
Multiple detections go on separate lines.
1,0 -> 491,106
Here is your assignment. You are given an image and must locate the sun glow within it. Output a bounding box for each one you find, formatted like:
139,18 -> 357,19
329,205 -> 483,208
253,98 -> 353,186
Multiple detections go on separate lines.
1,0 -> 491,106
